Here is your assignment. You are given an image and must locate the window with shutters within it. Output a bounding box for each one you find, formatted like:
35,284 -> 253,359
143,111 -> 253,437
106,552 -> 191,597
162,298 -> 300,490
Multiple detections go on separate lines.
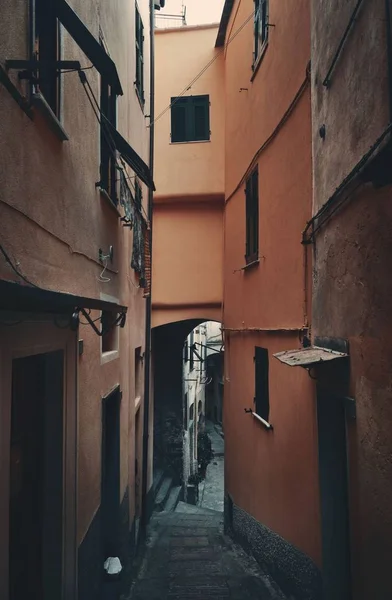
245,167 -> 259,263
171,95 -> 210,143
135,6 -> 144,105
100,74 -> 118,203
254,347 -> 269,421
32,0 -> 61,115
254,0 -> 269,68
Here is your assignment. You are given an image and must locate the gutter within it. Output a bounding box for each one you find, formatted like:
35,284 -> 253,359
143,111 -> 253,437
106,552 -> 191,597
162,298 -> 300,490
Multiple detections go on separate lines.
385,0 -> 392,122
141,0 -> 155,537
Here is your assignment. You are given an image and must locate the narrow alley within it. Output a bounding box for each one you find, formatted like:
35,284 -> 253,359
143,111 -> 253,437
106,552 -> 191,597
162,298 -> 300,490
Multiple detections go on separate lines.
128,422 -> 287,600
1,0 -> 392,599
127,505 -> 288,600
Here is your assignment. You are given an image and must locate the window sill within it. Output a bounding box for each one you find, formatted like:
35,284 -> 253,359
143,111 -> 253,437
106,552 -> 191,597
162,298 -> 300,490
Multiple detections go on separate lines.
245,408 -> 273,430
99,187 -> 121,217
101,349 -> 119,365
32,92 -> 68,141
251,41 -> 269,82
243,257 -> 260,271
170,140 -> 211,145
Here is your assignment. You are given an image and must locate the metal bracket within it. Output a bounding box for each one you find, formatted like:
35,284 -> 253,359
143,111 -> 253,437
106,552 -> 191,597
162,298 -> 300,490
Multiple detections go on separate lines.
79,307 -> 126,336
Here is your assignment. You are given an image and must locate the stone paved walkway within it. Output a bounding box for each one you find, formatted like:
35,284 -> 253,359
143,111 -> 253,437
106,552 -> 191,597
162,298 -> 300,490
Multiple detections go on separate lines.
126,506 -> 288,600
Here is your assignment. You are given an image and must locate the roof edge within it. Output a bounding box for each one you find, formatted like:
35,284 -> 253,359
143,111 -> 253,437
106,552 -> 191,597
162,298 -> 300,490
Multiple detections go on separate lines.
155,23 -> 219,35
215,0 -> 235,47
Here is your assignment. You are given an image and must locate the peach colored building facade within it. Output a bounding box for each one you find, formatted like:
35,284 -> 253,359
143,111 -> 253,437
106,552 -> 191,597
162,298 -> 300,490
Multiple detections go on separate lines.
153,3 -> 322,598
0,1 -> 154,598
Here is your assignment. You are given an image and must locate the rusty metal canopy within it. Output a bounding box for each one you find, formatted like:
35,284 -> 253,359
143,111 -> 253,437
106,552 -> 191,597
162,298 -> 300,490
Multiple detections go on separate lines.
273,346 -> 348,368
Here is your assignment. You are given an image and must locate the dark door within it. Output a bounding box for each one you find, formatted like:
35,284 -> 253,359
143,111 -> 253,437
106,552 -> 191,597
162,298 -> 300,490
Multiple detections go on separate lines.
317,392 -> 351,600
9,351 -> 64,600
101,388 -> 121,558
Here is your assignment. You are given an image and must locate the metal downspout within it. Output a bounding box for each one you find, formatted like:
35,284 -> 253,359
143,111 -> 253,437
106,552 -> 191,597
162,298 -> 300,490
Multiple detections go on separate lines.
385,0 -> 392,122
141,0 -> 155,537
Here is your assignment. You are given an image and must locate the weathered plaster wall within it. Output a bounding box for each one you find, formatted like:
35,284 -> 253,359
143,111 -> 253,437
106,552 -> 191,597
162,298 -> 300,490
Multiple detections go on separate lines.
0,0 -> 152,566
312,184 -> 392,600
311,0 -> 389,211
311,1 -> 392,597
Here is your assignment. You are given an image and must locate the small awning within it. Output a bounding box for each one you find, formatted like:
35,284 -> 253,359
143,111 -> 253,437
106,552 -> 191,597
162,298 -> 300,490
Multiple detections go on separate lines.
0,280 -> 126,314
56,0 -> 123,95
274,346 -> 348,368
103,117 -> 155,191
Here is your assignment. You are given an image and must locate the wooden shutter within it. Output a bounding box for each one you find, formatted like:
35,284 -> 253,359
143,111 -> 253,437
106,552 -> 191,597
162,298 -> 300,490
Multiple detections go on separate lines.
171,97 -> 188,142
135,8 -> 144,100
193,95 -> 210,141
254,346 -> 269,420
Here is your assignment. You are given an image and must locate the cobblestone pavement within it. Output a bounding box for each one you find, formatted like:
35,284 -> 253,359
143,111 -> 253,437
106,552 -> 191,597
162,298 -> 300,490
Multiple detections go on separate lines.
126,506 -> 288,600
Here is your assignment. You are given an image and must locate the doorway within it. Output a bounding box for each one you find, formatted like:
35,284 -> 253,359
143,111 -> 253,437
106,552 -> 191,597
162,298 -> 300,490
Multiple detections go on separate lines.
101,387 -> 121,559
9,351 -> 64,600
317,391 -> 352,600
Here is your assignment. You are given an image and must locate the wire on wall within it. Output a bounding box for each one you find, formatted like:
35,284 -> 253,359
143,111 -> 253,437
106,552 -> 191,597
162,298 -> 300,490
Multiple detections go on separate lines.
149,11 -> 255,128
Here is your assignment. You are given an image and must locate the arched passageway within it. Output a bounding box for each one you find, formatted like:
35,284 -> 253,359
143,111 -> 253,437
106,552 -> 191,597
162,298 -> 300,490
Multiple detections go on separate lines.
151,318 -> 224,512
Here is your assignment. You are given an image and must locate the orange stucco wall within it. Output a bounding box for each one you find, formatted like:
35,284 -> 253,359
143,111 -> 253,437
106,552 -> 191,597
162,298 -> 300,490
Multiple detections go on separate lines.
154,25 -> 225,198
222,0 -> 320,564
153,25 -> 225,329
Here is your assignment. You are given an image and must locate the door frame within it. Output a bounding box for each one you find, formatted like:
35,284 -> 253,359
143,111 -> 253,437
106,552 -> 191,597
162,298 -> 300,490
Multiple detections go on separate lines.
0,316 -> 78,600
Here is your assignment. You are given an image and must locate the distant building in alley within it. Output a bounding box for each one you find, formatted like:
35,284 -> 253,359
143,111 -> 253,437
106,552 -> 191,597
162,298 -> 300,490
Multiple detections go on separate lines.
0,1 -> 155,598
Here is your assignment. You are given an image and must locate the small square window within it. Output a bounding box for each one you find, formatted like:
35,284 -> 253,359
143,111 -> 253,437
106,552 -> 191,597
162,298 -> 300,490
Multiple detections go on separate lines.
171,95 -> 210,143
254,347 -> 269,421
245,167 -> 259,263
101,311 -> 119,354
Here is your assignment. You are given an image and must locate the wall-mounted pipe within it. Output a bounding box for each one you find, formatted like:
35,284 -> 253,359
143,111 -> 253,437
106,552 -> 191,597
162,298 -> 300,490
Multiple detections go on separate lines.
141,0 -> 156,536
385,0 -> 392,122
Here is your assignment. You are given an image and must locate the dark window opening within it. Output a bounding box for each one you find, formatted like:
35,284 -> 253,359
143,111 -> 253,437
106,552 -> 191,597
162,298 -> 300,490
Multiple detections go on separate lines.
183,340 -> 189,363
190,331 -> 195,370
171,95 -> 210,143
100,77 -> 118,203
33,0 -> 60,115
135,6 -> 144,104
135,347 -> 142,398
245,167 -> 259,263
254,346 -> 269,421
254,0 -> 269,65
135,179 -> 142,209
101,311 -> 119,353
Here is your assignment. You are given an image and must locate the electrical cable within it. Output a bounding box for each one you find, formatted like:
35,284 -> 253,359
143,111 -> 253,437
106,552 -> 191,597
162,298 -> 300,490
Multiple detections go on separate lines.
0,243 -> 39,288
149,11 -> 255,128
79,71 -> 151,224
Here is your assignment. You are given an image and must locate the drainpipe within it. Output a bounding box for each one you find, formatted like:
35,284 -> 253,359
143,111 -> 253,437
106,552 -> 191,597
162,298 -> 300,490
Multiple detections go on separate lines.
141,0 -> 155,537
385,0 -> 392,122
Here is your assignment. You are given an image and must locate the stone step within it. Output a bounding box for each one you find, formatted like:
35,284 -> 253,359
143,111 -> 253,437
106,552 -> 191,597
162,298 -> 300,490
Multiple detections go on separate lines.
164,485 -> 182,512
152,467 -> 165,496
175,501 -> 222,517
154,476 -> 173,512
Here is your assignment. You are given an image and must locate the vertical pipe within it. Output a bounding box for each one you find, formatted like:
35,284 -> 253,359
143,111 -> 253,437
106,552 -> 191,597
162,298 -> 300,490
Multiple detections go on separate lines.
141,0 -> 155,536
385,0 -> 392,122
